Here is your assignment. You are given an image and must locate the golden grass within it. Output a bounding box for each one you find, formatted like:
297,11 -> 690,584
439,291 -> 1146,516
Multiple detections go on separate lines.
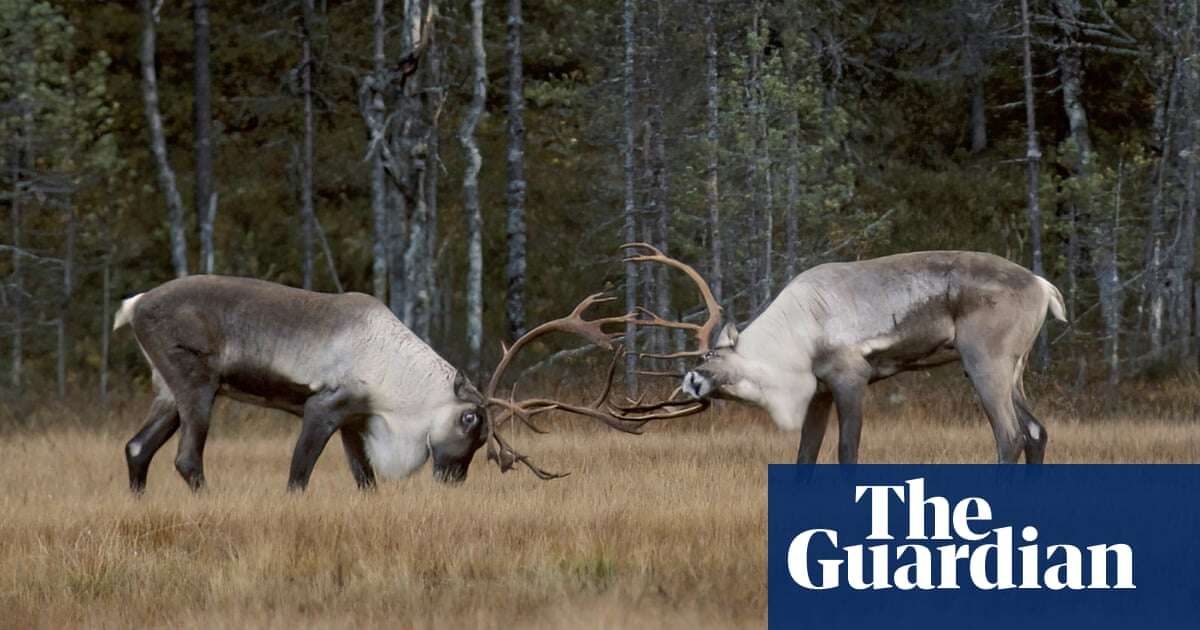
1,375 -> 1198,629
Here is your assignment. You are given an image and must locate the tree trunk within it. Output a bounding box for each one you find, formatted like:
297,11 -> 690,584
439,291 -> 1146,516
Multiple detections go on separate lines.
387,176 -> 407,317
404,6 -> 438,340
969,73 -> 987,153
650,1 -> 670,360
100,249 -> 112,405
653,110 -> 671,356
9,142 -> 22,394
1195,280 -> 1200,369
1180,92 -> 1197,360
1146,57 -> 1180,359
402,160 -> 428,332
1020,0 -> 1048,369
746,5 -> 763,316
424,25 -> 444,341
622,0 -> 639,391
462,0 -> 487,377
759,69 -> 773,306
785,118 -> 799,280
1170,26 -> 1197,360
639,120 -> 661,360
299,0 -> 316,289
704,0 -> 723,307
195,0 -> 215,274
57,206 -> 76,399
140,0 -> 188,278
1054,0 -> 1121,384
368,0 -> 388,302
505,0 -> 528,342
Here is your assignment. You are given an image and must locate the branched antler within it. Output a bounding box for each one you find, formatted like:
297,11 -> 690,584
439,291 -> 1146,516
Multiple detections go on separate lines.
482,245 -> 723,479
483,295 -> 643,478
620,242 -> 722,359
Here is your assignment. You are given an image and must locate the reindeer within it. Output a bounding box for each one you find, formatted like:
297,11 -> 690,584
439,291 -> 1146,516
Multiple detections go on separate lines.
114,275 -> 692,493
623,246 -> 1067,465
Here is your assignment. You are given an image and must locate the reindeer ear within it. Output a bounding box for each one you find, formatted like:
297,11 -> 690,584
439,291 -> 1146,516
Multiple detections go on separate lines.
453,371 -> 484,404
715,323 -> 739,349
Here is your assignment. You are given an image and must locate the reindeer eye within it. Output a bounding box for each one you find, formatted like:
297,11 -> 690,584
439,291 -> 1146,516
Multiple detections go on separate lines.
460,411 -> 480,432
702,350 -> 716,361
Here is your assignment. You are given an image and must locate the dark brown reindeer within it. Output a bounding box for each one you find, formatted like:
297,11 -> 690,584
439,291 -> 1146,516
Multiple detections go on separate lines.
113,270 -> 703,494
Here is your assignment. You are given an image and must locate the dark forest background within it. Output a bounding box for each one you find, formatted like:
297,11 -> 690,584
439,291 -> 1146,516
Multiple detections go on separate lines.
1,0 -> 1197,405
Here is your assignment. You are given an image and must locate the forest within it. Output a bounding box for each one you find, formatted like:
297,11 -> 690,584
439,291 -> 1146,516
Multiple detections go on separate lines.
1,0 -> 1198,404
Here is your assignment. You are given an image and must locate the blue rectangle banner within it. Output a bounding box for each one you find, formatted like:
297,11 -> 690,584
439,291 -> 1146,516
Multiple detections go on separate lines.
768,465 -> 1200,629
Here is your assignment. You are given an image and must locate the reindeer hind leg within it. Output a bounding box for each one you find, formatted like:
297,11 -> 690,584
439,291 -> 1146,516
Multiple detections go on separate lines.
960,346 -> 1025,464
1013,393 -> 1047,464
125,384 -> 181,494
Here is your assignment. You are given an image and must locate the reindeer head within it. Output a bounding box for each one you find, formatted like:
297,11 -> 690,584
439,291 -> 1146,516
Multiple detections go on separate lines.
428,372 -> 488,485
682,322 -> 747,400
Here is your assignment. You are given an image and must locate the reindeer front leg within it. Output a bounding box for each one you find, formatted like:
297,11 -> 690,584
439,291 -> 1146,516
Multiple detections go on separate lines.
288,387 -> 359,492
338,419 -> 377,490
795,393 -> 833,464
823,356 -> 871,465
760,373 -> 829,463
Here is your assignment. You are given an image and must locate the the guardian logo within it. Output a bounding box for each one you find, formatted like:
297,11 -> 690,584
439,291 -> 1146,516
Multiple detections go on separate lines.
787,478 -> 1135,591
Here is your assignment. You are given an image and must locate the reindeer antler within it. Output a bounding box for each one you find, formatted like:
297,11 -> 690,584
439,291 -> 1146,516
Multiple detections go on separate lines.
620,242 -> 723,359
482,246 -> 723,480
483,294 -> 647,479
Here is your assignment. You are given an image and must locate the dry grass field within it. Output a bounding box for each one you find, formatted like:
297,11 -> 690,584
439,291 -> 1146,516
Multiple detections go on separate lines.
1,373 -> 1198,629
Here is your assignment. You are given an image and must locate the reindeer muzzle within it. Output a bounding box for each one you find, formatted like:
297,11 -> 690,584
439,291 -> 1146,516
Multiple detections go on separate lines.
682,370 -> 714,400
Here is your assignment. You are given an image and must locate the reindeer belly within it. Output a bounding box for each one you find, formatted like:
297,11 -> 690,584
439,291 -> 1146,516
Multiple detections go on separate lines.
219,365 -> 317,416
859,326 -> 959,381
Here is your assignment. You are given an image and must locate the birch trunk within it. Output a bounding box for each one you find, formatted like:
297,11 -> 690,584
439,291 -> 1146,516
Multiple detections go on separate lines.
1055,0 -> 1122,383
424,25 -> 444,341
140,0 -> 188,278
1020,0 -> 1048,368
704,0 -> 723,306
368,0 -> 388,302
195,0 -> 215,273
650,1 -> 670,359
300,0 -> 316,289
404,6 -> 438,340
622,0 -> 639,391
402,157 -> 428,333
1174,57 -> 1197,360
387,175 -> 406,317
505,0 -> 528,342
462,0 -> 487,377
1146,58 -> 1180,358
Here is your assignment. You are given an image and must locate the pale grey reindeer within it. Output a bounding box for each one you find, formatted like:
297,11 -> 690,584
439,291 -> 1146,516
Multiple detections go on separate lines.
114,275 -> 685,493
625,246 -> 1066,465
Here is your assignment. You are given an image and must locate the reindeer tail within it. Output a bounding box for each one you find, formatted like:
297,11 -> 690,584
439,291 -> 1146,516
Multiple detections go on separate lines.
112,293 -> 145,331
